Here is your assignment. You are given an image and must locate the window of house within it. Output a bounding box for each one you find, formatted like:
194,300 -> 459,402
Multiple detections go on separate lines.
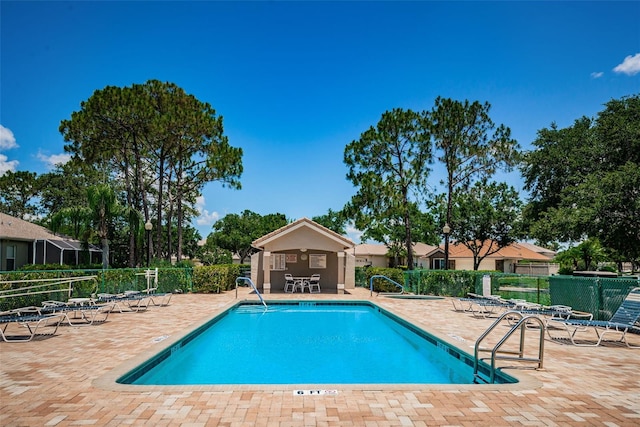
270,253 -> 286,270
6,245 -> 16,271
433,258 -> 445,269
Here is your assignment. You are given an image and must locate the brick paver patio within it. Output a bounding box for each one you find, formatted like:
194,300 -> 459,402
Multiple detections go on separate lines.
1,287 -> 639,426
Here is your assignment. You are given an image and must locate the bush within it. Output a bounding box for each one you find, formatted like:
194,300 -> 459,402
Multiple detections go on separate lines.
192,264 -> 242,293
357,267 -> 405,292
409,270 -> 478,297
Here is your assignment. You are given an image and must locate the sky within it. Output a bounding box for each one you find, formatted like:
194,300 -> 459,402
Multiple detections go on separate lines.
1,1 -> 639,242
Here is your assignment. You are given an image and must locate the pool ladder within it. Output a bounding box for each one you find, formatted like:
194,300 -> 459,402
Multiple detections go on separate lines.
369,275 -> 404,297
235,277 -> 267,309
474,311 -> 545,384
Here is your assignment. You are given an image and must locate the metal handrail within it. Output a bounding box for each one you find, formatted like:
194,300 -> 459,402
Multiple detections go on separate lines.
235,277 -> 267,309
0,275 -> 97,299
369,275 -> 404,297
474,310 -> 545,383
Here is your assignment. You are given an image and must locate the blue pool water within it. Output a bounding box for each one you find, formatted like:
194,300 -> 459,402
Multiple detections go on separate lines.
120,302 -> 515,385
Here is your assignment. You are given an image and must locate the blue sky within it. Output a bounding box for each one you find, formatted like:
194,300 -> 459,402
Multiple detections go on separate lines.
1,1 -> 639,241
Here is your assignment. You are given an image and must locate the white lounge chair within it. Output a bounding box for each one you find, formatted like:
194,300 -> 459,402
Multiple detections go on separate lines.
0,312 -> 65,342
548,287 -> 640,348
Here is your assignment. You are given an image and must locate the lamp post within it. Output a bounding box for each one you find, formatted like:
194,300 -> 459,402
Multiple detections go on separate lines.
144,220 -> 153,267
442,223 -> 451,270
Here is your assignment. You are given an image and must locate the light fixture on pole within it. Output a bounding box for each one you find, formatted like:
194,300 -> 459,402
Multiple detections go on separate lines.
145,220 -> 153,267
442,223 -> 451,270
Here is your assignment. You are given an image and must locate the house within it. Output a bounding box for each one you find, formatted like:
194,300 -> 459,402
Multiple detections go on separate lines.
353,240 -> 558,275
354,242 -> 438,269
445,240 -> 557,274
0,212 -> 102,271
251,218 -> 356,294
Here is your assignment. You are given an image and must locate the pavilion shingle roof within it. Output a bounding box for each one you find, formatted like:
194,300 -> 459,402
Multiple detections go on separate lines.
252,217 -> 354,248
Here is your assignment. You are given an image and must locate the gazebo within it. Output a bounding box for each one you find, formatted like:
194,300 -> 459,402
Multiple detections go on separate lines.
250,218 -> 356,294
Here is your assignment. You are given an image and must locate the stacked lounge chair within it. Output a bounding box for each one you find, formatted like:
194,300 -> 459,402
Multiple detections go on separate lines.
548,287 -> 640,348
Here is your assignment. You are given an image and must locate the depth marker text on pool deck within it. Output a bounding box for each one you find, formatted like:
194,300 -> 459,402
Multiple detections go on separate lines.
293,390 -> 339,396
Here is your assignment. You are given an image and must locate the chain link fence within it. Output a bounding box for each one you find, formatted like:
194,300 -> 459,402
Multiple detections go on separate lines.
549,275 -> 640,321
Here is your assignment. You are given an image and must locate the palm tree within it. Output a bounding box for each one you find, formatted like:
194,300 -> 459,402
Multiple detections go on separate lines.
87,184 -> 119,269
49,206 -> 92,240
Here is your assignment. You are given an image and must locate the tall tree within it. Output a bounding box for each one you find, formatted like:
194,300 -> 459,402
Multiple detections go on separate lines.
87,184 -> 120,269
521,94 -> 640,266
49,206 -> 92,240
449,181 -> 522,270
427,97 -> 520,268
38,160 -> 102,215
312,209 -> 347,235
208,211 -> 288,263
0,171 -> 40,219
59,80 -> 243,266
344,108 -> 432,270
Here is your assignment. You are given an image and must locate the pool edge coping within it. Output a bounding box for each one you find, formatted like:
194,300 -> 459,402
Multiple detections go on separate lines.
93,298 -> 543,393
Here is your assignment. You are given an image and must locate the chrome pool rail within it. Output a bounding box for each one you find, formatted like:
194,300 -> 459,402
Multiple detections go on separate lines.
235,276 -> 267,309
369,275 -> 404,297
474,310 -> 545,384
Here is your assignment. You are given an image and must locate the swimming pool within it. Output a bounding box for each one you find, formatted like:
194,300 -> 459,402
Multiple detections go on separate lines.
118,301 -> 517,386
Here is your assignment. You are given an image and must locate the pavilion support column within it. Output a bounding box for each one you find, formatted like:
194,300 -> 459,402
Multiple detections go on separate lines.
337,252 -> 345,294
263,251 -> 271,294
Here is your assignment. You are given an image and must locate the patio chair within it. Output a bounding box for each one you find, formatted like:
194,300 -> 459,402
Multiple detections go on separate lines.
96,292 -> 151,313
308,274 -> 321,293
0,312 -> 65,342
453,295 -> 514,318
548,287 -> 640,348
40,301 -> 115,326
284,274 -> 296,293
509,304 -> 593,338
148,292 -> 173,307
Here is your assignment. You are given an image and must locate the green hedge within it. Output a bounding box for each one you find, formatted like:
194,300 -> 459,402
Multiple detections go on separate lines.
405,269 -> 479,297
356,267 -> 405,293
192,264 -> 243,293
0,268 -> 194,311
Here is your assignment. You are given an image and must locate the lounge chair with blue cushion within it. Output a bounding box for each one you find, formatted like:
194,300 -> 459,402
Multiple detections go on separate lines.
40,301 -> 115,326
548,287 -> 640,348
96,292 -> 151,313
0,311 -> 65,342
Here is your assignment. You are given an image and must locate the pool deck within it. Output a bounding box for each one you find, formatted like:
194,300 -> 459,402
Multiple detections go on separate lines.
1,287 -> 639,426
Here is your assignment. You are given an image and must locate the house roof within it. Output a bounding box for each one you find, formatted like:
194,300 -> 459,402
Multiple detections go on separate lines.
0,212 -> 60,241
354,242 -> 439,257
517,242 -> 557,258
252,217 -> 355,249
446,240 -> 553,261
0,212 -> 100,251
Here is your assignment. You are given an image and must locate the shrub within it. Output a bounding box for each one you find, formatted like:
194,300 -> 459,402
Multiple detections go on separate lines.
192,264 -> 242,293
357,267 -> 405,293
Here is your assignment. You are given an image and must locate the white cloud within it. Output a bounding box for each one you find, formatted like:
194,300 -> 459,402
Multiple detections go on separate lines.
590,71 -> 604,79
346,223 -> 363,244
0,125 -> 18,150
195,195 -> 220,226
613,53 -> 640,76
37,151 -> 71,169
0,154 -> 19,175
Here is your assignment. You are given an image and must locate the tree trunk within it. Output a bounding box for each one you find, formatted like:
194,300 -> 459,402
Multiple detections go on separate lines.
102,237 -> 109,269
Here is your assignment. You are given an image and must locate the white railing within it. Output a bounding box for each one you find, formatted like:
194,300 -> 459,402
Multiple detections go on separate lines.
235,277 -> 267,308
0,276 -> 98,300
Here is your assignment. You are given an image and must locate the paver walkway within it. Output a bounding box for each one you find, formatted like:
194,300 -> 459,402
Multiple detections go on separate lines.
1,287 -> 639,426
